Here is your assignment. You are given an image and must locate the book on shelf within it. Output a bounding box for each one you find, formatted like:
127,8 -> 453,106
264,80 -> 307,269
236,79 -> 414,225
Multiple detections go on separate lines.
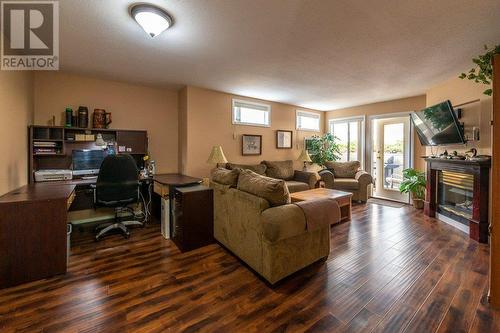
33,142 -> 58,147
34,147 -> 60,155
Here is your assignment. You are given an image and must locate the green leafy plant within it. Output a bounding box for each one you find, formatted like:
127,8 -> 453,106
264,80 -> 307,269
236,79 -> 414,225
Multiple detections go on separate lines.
307,133 -> 341,167
459,44 -> 500,96
399,168 -> 426,199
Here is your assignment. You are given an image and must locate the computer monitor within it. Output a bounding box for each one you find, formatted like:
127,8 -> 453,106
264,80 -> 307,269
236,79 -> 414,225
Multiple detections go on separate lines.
72,149 -> 106,176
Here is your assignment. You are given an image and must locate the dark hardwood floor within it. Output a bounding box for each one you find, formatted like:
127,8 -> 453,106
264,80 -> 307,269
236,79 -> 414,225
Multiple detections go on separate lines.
1,203 -> 499,332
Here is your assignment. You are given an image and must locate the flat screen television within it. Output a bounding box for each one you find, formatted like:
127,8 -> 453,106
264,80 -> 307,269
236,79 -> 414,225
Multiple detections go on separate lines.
411,100 -> 466,146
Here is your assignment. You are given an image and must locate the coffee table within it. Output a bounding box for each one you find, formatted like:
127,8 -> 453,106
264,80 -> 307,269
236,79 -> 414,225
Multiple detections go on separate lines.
290,188 -> 353,223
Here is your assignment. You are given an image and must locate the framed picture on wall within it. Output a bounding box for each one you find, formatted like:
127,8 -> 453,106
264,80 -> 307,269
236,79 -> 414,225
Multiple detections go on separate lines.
276,130 -> 293,149
242,134 -> 262,155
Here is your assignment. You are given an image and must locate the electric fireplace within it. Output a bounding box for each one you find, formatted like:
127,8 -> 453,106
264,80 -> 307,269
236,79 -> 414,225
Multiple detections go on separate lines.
437,171 -> 474,224
424,158 -> 490,243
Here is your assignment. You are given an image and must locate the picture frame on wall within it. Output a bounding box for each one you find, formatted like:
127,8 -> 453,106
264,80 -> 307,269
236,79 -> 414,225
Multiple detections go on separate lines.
276,130 -> 293,149
242,134 -> 262,155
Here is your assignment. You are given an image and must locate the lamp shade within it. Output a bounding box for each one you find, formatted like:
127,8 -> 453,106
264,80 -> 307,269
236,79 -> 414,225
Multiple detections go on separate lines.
297,149 -> 312,163
207,146 -> 228,164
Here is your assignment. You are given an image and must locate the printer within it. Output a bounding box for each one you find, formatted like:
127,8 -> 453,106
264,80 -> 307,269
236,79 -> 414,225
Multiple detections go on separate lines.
34,169 -> 73,182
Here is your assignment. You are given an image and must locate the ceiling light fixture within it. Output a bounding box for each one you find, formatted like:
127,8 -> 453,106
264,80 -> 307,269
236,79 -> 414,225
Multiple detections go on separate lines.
130,4 -> 173,38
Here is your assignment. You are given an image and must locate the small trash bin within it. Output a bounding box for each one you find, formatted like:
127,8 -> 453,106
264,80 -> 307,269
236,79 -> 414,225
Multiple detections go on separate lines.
67,223 -> 72,264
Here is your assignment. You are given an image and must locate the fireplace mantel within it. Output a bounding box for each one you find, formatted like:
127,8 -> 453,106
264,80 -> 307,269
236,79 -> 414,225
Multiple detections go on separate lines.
424,157 -> 491,243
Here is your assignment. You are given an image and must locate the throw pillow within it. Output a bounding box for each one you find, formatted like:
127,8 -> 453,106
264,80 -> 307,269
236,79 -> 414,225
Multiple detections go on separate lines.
227,163 -> 267,175
261,160 -> 294,180
324,161 -> 361,178
211,167 -> 240,187
237,169 -> 290,207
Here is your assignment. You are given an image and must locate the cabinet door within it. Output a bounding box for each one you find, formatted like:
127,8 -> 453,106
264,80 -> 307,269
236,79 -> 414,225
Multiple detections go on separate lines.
116,130 -> 147,154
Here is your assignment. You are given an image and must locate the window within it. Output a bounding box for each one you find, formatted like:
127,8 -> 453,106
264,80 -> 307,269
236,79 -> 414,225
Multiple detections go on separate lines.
329,117 -> 365,164
232,99 -> 271,127
296,110 -> 321,131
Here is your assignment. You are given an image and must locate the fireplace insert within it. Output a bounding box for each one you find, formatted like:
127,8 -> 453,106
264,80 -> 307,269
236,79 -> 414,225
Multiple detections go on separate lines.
437,171 -> 474,225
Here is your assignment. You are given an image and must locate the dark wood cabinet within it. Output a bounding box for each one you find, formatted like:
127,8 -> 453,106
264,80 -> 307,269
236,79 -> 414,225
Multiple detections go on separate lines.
116,130 -> 148,154
171,185 -> 214,252
0,184 -> 75,288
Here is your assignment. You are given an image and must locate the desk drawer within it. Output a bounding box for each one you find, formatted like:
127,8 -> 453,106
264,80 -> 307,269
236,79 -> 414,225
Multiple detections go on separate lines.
154,182 -> 169,198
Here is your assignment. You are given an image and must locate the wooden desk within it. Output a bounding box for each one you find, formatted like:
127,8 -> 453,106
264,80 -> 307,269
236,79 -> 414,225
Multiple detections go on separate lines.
0,183 -> 76,288
153,173 -> 202,197
290,188 -> 353,222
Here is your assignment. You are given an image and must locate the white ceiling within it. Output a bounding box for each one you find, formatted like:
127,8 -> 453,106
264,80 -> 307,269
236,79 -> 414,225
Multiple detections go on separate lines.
60,0 -> 500,111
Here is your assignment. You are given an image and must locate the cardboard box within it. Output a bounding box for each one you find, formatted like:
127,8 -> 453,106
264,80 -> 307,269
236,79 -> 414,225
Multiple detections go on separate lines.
75,134 -> 86,141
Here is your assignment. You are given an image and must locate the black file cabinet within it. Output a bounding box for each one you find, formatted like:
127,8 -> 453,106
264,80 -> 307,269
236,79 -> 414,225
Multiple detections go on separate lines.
171,185 -> 214,252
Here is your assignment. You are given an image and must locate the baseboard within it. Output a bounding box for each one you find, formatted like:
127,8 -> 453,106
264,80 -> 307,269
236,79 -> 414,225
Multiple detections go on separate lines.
436,213 -> 468,234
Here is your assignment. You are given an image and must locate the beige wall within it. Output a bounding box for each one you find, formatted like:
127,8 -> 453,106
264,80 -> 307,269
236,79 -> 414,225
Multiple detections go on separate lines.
425,76 -> 492,156
178,87 -> 188,173
33,72 -> 179,173
325,95 -> 427,170
181,86 -> 324,178
0,71 -> 34,195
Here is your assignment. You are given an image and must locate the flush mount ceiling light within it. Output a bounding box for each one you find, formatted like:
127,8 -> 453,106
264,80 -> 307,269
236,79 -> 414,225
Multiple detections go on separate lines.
130,4 -> 173,38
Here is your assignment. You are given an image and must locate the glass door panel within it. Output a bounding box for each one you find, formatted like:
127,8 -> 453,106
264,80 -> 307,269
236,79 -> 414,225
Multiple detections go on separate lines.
371,116 -> 410,202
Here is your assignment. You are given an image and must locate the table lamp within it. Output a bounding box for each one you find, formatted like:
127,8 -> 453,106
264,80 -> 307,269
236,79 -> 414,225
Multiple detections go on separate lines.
206,146 -> 228,186
207,146 -> 228,166
297,149 -> 312,171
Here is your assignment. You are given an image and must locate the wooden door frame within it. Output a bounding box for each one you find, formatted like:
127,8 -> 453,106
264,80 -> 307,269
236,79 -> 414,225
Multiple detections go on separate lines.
491,54 -> 500,308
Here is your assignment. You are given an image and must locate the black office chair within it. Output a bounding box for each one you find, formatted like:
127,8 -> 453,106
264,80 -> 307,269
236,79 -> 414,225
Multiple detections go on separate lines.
94,154 -> 144,241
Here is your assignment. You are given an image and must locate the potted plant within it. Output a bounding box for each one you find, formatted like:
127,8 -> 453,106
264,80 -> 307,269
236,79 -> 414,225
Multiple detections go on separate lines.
459,44 -> 500,96
306,133 -> 342,167
399,168 -> 426,209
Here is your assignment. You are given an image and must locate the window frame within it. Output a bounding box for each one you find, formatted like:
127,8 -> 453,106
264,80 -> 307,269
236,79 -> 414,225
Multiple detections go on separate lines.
232,98 -> 272,128
329,116 -> 365,166
296,110 -> 321,132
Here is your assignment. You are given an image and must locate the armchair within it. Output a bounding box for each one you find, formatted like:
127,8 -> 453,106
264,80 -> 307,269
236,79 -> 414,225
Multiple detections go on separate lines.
320,161 -> 373,202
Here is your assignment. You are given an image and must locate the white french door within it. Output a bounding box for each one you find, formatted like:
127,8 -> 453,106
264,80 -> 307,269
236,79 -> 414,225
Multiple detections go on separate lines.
370,116 -> 411,202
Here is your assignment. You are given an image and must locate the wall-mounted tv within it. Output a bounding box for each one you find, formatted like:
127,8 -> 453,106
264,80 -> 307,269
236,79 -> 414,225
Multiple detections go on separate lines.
411,100 -> 466,146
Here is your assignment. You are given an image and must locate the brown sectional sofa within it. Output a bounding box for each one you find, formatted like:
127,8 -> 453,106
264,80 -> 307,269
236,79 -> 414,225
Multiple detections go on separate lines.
210,168 -> 335,284
220,160 -> 320,193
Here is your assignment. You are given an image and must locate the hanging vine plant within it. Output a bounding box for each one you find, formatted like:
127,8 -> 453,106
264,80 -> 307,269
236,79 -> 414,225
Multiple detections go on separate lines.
459,44 -> 500,96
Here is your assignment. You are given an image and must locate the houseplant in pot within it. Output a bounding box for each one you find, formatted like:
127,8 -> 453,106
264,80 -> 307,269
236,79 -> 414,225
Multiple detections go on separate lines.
306,133 -> 342,167
399,168 -> 426,209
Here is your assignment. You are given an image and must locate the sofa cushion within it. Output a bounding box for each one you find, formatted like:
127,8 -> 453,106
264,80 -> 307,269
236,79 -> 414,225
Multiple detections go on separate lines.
227,163 -> 267,175
262,160 -> 294,180
211,167 -> 240,187
285,180 -> 310,193
333,178 -> 360,190
237,169 -> 290,207
325,161 -> 361,178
